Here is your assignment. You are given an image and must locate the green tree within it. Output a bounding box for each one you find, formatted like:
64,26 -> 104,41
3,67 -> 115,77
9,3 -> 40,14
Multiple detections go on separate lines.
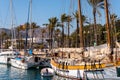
0,31 -> 8,48
60,13 -> 67,47
31,22 -> 39,48
41,28 -> 46,45
43,23 -> 51,49
87,0 -> 104,45
66,15 -> 72,47
55,28 -> 61,47
48,17 -> 58,49
73,11 -> 87,47
16,25 -> 23,50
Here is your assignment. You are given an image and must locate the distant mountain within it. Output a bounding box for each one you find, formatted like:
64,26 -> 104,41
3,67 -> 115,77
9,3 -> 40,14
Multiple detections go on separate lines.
0,28 -> 11,34
0,27 -> 49,38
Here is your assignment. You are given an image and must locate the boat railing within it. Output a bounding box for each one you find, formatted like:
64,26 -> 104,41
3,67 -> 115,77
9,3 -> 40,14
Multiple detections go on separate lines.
0,49 -> 19,52
84,60 -> 105,80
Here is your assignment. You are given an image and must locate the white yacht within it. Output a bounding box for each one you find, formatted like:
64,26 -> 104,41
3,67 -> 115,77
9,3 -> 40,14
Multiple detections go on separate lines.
0,50 -> 17,64
11,55 -> 49,69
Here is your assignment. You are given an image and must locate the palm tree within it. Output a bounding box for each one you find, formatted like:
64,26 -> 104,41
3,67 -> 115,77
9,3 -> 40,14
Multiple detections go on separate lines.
73,11 -> 87,47
43,23 -> 49,47
73,11 -> 79,48
16,25 -> 21,50
6,35 -> 10,48
41,28 -> 46,45
0,31 -> 7,48
66,15 -> 72,47
48,17 -> 58,49
31,22 -> 39,48
110,14 -> 117,48
87,0 -> 104,45
55,28 -> 61,47
24,22 -> 30,50
60,13 -> 67,47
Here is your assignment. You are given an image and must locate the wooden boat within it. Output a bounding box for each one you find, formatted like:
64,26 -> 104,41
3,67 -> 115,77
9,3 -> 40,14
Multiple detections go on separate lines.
51,58 -> 120,79
50,0 -> 120,79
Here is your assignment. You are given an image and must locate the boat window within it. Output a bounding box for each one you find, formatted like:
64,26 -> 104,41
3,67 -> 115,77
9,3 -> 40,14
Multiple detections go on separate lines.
35,57 -> 38,62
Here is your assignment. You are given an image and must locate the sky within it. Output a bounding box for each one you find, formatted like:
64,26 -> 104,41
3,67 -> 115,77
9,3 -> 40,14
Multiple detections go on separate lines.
0,0 -> 120,30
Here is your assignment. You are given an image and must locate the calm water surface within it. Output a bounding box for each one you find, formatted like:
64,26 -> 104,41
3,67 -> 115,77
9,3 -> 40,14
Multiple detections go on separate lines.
0,64 -> 70,80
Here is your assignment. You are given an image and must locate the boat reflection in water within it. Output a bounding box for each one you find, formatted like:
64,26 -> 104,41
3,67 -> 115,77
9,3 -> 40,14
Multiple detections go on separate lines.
0,64 -> 71,80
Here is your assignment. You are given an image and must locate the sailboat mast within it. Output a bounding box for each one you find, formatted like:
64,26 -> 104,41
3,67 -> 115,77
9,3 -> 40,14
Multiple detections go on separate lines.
25,0 -> 32,52
10,0 -> 14,47
30,0 -> 32,49
10,0 -> 16,49
78,0 -> 84,49
104,0 -> 111,48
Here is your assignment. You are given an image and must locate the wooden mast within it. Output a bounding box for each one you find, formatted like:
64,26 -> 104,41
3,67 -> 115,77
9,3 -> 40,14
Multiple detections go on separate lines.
78,0 -> 84,49
104,0 -> 114,62
104,0 -> 111,48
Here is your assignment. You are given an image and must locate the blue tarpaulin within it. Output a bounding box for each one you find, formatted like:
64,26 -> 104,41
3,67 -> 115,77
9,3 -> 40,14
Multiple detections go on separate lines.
29,49 -> 33,55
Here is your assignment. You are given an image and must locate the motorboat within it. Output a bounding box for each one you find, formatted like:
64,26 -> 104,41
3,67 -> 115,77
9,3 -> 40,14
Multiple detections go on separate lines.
11,55 -> 49,69
41,68 -> 54,77
0,49 -> 18,64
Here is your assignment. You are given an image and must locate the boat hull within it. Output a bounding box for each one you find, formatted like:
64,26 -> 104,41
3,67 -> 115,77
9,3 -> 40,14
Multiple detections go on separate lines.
0,51 -> 16,64
11,59 -> 30,69
11,59 -> 38,69
11,56 -> 50,69
51,59 -> 120,79
41,68 -> 54,77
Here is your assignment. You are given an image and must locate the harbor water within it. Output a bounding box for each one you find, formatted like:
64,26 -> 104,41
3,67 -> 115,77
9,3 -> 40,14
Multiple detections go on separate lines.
1,64 -> 120,80
0,64 -> 70,80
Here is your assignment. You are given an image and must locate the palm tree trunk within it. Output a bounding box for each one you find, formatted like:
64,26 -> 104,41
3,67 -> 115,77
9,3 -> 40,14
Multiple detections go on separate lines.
50,29 -> 53,49
68,22 -> 70,47
110,16 -> 114,49
62,23 -> 64,47
48,27 -> 51,49
93,10 -> 97,45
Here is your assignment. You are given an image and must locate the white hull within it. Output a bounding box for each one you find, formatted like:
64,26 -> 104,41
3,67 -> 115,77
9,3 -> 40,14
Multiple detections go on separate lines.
0,56 -> 9,64
11,56 -> 49,69
51,64 -> 120,79
41,68 -> 54,77
11,59 -> 31,69
0,51 -> 16,64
